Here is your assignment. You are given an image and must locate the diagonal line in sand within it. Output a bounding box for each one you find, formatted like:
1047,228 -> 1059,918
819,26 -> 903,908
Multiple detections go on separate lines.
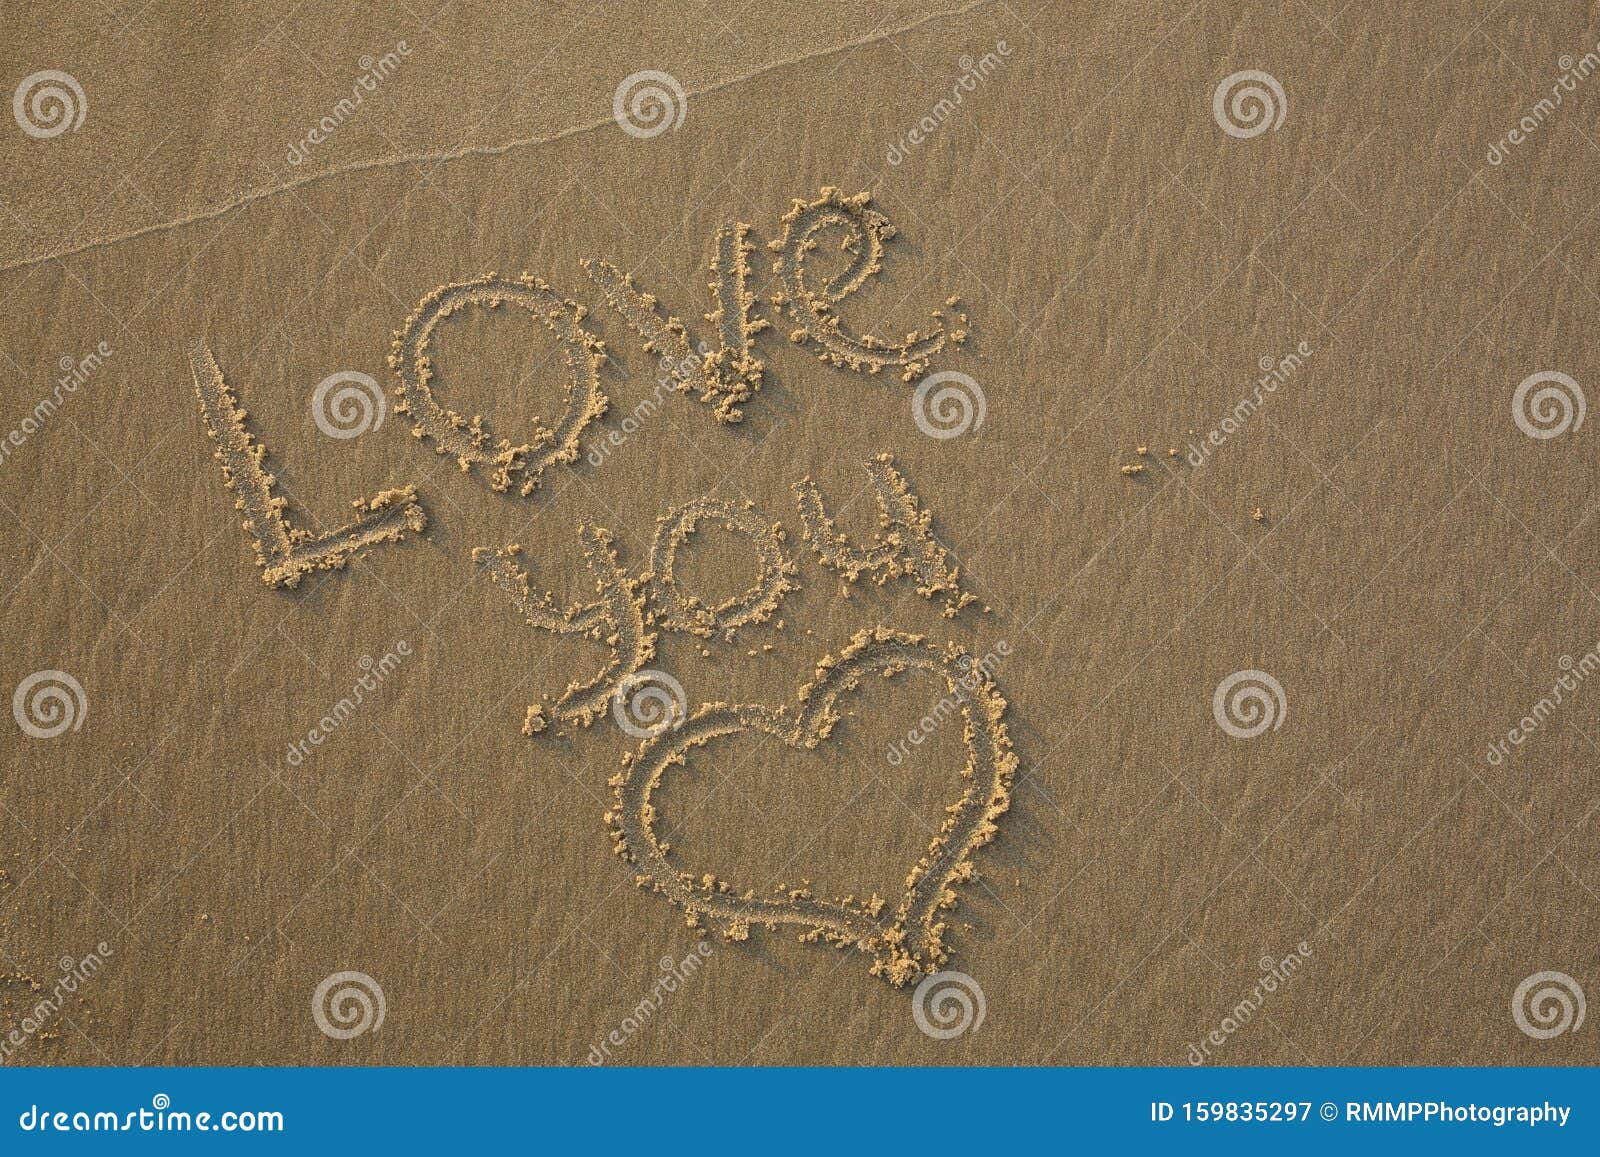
0,0 -> 994,276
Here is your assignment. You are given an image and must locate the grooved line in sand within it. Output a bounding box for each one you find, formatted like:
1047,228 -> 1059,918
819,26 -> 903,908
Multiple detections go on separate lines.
794,453 -> 973,614
647,497 -> 797,639
582,222 -> 767,423
389,273 -> 607,496
607,627 -> 1016,987
474,524 -> 653,734
0,1 -> 992,275
770,187 -> 968,381
190,346 -> 426,588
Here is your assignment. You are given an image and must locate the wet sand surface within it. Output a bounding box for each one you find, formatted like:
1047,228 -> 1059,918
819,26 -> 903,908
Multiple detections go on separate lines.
2,2 -> 1597,1065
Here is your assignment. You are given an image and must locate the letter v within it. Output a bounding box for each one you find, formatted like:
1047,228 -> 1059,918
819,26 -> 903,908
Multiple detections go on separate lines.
582,223 -> 768,423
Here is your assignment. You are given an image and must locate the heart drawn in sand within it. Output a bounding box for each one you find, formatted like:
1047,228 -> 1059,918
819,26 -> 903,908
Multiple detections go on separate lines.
607,627 -> 1017,986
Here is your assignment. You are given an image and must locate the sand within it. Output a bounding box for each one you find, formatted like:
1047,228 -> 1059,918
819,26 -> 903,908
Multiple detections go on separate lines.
2,1 -> 1598,1066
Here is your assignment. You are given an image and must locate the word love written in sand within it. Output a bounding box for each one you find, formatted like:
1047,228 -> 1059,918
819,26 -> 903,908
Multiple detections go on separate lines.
188,186 -> 1011,986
